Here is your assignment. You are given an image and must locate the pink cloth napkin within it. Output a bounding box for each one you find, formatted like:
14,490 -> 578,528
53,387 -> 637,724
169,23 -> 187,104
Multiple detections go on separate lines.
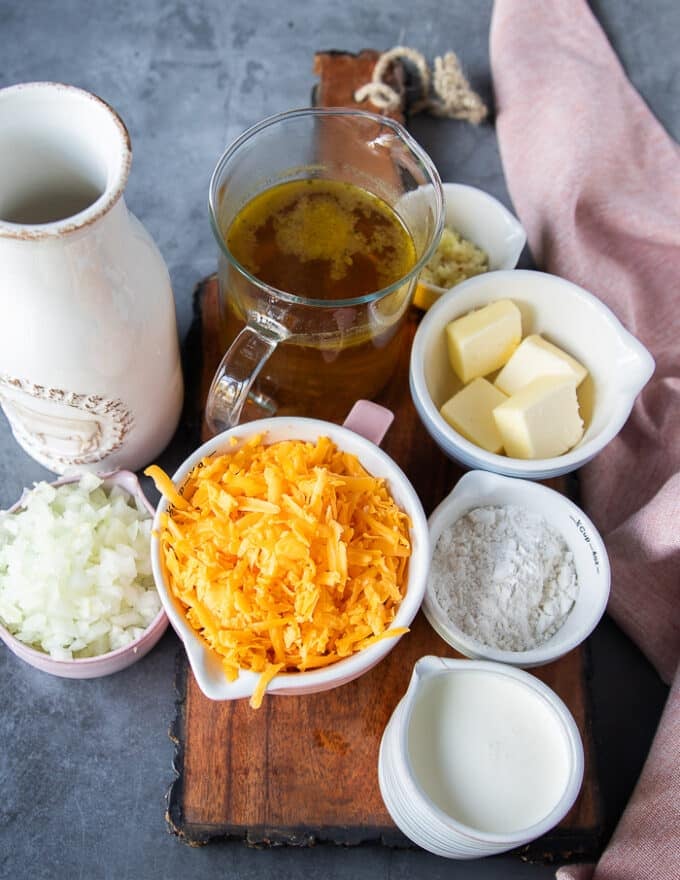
489,1 -> 680,878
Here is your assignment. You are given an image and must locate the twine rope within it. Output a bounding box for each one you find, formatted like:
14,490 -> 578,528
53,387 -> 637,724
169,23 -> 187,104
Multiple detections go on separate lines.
354,46 -> 487,124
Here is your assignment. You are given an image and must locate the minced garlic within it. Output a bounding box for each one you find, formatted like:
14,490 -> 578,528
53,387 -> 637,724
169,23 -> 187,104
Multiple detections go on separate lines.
420,226 -> 489,289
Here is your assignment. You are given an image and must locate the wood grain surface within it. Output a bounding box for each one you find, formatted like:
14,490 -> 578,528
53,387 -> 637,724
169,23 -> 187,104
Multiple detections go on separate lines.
166,277 -> 602,860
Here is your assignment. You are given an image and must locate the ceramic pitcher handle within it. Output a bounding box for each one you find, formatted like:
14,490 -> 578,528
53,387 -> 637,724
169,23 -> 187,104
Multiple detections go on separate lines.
205,320 -> 284,434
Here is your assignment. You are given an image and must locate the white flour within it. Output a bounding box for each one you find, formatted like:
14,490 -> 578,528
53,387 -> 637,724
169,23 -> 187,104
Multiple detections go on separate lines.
430,505 -> 578,651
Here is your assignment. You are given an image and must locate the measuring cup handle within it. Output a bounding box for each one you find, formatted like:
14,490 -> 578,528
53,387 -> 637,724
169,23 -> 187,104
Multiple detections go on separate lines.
205,322 -> 282,434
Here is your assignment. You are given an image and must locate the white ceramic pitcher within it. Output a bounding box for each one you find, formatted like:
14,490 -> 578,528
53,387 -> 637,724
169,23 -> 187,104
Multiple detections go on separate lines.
378,656 -> 584,858
0,82 -> 183,474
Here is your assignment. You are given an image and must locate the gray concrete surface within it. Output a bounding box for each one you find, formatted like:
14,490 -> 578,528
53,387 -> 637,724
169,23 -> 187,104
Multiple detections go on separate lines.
0,1 -> 676,877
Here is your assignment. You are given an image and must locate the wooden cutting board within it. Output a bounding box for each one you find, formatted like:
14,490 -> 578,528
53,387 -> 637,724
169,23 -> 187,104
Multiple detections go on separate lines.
166,276 -> 602,861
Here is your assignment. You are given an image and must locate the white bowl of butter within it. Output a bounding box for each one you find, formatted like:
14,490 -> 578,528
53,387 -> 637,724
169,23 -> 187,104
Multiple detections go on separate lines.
409,269 -> 655,479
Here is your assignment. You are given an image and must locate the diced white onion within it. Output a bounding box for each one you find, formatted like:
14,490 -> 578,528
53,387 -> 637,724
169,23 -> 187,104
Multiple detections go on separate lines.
0,474 -> 160,660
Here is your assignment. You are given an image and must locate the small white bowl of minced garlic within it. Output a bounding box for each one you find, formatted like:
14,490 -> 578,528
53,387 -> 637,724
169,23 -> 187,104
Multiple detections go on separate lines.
410,182 -> 527,310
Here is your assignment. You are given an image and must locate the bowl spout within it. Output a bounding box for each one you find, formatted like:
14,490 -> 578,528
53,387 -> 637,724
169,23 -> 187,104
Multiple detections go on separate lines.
615,328 -> 655,397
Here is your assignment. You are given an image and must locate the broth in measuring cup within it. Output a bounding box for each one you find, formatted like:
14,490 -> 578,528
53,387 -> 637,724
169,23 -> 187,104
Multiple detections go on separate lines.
225,178 -> 417,299
217,178 -> 417,419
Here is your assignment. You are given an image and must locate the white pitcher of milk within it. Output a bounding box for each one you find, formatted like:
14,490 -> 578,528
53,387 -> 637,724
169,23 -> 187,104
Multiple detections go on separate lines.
378,655 -> 584,858
0,82 -> 183,474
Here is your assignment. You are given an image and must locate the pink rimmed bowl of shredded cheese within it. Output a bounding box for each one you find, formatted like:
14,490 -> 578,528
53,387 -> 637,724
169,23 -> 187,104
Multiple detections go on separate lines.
0,470 -> 168,678
146,403 -> 430,708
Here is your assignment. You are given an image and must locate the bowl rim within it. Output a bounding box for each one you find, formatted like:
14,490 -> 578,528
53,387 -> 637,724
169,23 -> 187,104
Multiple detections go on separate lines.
149,416 -> 431,700
410,268 -> 655,478
0,469 -> 168,673
421,470 -> 611,666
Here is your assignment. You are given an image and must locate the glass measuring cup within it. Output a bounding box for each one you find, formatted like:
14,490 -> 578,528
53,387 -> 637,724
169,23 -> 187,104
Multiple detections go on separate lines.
206,108 -> 443,433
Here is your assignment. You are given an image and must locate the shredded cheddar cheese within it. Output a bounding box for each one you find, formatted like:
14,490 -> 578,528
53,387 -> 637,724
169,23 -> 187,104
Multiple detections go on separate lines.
146,434 -> 411,708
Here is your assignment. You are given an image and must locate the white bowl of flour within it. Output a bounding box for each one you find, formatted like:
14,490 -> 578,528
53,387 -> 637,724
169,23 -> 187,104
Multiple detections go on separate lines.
423,470 -> 610,666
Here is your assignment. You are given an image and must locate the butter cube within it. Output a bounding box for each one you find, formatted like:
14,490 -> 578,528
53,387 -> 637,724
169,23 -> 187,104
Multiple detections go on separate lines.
493,376 -> 584,459
445,299 -> 522,384
495,334 -> 588,396
440,378 -> 508,453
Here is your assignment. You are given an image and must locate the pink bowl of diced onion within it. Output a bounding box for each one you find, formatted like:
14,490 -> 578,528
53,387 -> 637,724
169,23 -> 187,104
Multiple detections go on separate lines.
0,470 -> 167,679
